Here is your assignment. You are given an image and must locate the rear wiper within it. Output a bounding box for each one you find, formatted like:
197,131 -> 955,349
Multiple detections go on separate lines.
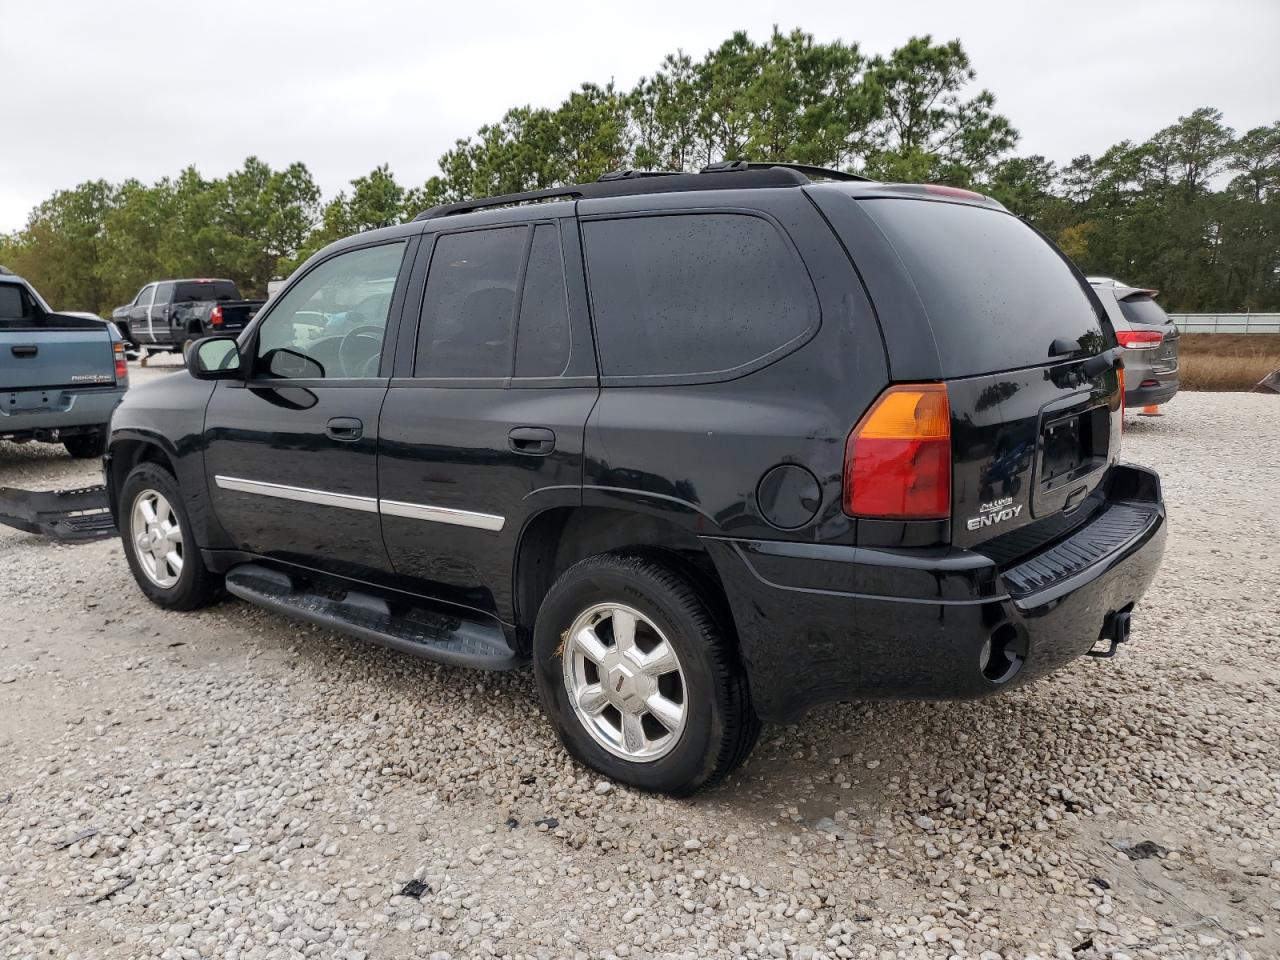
1048,337 -> 1081,358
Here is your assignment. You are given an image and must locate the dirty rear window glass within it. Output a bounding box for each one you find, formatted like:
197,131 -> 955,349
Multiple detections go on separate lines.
859,198 -> 1104,376
174,281 -> 240,302
1118,294 -> 1172,327
582,213 -> 816,380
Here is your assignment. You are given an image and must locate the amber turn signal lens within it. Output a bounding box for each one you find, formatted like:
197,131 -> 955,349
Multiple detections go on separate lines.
844,384 -> 951,520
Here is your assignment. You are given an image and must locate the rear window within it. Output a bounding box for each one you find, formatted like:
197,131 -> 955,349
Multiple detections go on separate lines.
582,213 -> 816,381
860,199 -> 1104,376
1118,294 -> 1172,327
174,280 -> 239,302
0,285 -> 28,320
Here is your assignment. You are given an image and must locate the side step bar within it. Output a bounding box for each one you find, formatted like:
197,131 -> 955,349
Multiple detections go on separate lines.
224,563 -> 524,671
0,484 -> 115,541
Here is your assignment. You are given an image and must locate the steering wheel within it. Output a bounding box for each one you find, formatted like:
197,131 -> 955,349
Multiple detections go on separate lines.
337,324 -> 384,378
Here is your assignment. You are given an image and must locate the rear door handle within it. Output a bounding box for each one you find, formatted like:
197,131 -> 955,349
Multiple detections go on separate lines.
325,417 -> 363,441
11,344 -> 37,358
508,426 -> 555,456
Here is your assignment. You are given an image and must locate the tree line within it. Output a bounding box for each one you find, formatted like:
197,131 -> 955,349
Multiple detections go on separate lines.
2,29 -> 1276,317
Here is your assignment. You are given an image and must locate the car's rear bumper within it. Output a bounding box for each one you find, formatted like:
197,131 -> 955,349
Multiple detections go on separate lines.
0,386 -> 127,440
704,464 -> 1166,723
1125,378 -> 1179,407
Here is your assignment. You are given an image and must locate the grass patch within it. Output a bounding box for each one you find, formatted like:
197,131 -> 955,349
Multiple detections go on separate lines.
1176,334 -> 1280,391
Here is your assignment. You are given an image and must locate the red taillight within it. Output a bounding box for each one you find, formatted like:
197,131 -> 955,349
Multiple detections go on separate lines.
210,305 -> 223,327
113,341 -> 128,381
1115,330 -> 1162,350
844,383 -> 951,520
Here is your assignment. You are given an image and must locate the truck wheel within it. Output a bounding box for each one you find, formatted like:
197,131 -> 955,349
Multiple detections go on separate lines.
63,433 -> 105,459
119,462 -> 221,610
532,552 -> 759,796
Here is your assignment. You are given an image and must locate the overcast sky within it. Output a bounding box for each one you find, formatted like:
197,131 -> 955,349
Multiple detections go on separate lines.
2,0 -> 1277,231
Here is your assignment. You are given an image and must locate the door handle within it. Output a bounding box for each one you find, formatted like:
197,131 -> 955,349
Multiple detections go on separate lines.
508,426 -> 555,456
325,417 -> 363,441
11,344 -> 37,358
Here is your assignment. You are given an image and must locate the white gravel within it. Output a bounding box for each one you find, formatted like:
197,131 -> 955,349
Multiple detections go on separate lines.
1,384 -> 1277,960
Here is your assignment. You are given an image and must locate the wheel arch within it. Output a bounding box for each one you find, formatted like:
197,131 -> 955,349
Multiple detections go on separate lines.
512,505 -> 738,655
107,435 -> 179,516
105,430 -> 227,549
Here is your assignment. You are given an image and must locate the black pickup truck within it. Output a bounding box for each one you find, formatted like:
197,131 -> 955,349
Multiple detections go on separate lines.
112,279 -> 264,359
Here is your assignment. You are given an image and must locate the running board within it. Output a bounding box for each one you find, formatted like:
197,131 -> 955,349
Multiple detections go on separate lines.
223,563 -> 523,671
0,484 -> 115,541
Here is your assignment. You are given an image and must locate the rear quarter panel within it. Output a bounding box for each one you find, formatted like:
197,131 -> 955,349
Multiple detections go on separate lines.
581,189 -> 888,546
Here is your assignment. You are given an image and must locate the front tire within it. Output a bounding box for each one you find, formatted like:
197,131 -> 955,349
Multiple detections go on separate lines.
533,552 -> 758,796
119,462 -> 221,610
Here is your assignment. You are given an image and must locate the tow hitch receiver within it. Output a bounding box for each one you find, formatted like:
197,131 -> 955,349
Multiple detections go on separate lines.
1088,608 -> 1133,659
0,484 -> 115,542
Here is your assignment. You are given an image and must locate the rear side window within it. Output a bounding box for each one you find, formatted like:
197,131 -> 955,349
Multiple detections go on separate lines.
1118,294 -> 1172,327
415,227 -> 525,378
859,199 -> 1103,376
0,285 -> 28,321
174,280 -> 239,302
515,225 -> 571,378
582,213 -> 816,380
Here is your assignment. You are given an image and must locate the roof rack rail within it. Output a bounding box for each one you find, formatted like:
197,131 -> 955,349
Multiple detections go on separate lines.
412,165 -> 812,221
701,160 -> 871,182
414,185 -> 586,221
596,169 -> 682,182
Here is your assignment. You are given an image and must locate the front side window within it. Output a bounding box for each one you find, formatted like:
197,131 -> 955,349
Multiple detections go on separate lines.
135,285 -> 155,308
581,213 -> 816,380
254,241 -> 406,379
414,227 -> 525,378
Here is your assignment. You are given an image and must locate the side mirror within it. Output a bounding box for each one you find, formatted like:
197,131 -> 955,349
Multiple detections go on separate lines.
189,336 -> 243,380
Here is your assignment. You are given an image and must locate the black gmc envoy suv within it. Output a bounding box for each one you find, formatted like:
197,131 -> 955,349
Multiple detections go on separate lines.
105,163 -> 1166,795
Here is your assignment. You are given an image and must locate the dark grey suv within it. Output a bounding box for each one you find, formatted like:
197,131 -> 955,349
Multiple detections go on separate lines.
1089,278 -> 1180,408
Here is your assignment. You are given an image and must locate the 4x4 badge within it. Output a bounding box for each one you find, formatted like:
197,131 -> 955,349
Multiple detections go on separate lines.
967,496 -> 1024,531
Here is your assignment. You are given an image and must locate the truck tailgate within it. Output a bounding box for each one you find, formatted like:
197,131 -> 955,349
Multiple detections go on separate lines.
1,326 -> 116,391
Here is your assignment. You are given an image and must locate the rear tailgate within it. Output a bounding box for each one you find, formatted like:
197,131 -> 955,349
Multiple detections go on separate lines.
1118,291 -> 1179,375
173,298 -> 260,333
1,318 -> 117,391
851,196 -> 1122,555
214,299 -> 263,332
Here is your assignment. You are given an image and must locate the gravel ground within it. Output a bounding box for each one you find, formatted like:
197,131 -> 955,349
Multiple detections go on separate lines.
1,377 -> 1277,960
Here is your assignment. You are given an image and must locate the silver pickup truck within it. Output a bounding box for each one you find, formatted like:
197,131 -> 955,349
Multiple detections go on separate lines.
0,268 -> 129,458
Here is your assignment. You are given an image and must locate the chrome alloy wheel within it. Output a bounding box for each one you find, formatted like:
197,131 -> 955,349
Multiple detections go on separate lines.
562,603 -> 688,762
130,489 -> 184,588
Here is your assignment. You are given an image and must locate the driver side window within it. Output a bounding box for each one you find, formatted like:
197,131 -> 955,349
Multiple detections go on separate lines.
255,241 -> 407,379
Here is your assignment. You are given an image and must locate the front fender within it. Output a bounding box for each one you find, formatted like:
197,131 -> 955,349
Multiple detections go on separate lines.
106,373 -> 227,549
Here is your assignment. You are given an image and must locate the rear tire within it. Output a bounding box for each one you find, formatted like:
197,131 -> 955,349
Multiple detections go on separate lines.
119,462 -> 221,610
532,552 -> 759,796
63,433 -> 104,459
